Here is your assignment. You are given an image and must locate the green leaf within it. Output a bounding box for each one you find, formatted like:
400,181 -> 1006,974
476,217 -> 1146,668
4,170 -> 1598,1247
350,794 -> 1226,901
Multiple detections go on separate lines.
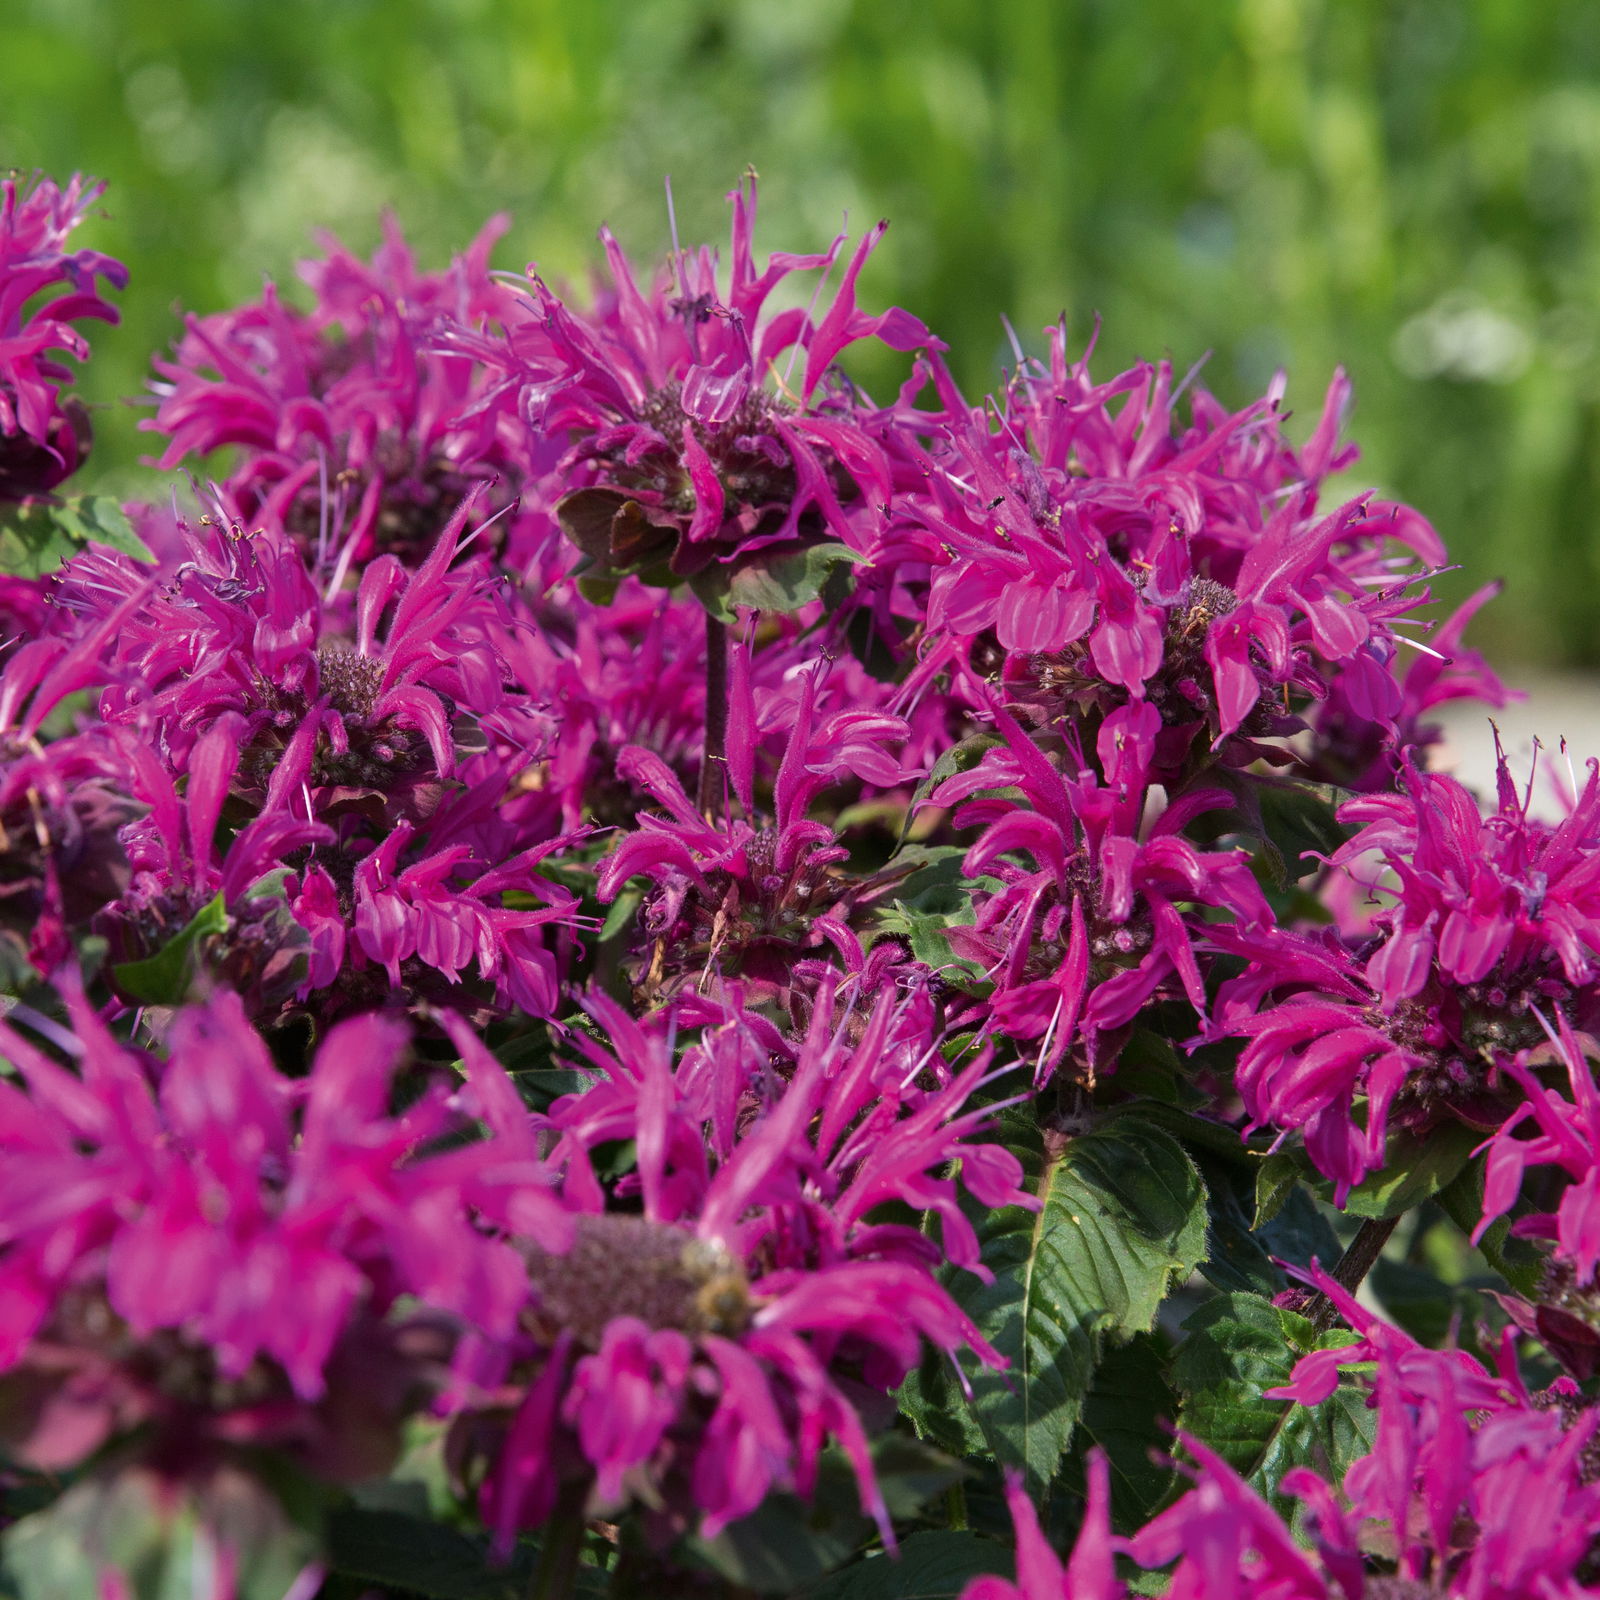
0,496 -> 153,578
793,1531 -> 1010,1599
691,540 -> 866,619
1058,1333 -> 1178,1532
326,1507 -> 606,1600
689,1454 -> 871,1594
1254,1121 -> 1483,1226
1194,1150 -> 1286,1297
691,1436 -> 960,1595
1250,782 -> 1353,885
1172,1293 -> 1374,1516
1339,1121 -> 1482,1220
902,1115 -> 1207,1487
899,732 -> 1005,842
1434,1154 -> 1545,1297
1253,1149 -> 1308,1228
111,892 -> 228,1006
872,845 -> 1000,981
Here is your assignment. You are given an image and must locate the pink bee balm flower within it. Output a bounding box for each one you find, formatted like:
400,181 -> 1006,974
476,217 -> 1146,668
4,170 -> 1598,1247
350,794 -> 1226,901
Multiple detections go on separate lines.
145,212 -> 528,568
0,173 -> 126,500
463,174 -> 939,582
0,981 -> 566,1482
908,343 -> 1450,785
439,983 -> 1028,1548
1218,750 -> 1600,1197
933,702 -> 1270,1079
959,1457 -> 1120,1600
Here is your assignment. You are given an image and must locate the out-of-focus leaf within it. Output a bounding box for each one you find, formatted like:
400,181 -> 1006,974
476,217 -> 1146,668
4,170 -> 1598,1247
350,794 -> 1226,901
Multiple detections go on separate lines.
2,1465 -> 319,1600
794,1531 -> 1011,1599
326,1506 -> 607,1600
1435,1154 -> 1545,1297
692,1435 -> 961,1594
110,891 -> 227,1006
0,496 -> 152,578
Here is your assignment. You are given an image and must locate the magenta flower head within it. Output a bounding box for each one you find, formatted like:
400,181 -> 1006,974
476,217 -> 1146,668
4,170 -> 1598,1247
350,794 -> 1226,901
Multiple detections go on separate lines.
912,346 -> 1451,784
439,983 -> 1027,1550
1266,1267 -> 1600,1598
0,978 -> 563,1488
0,582 -> 154,974
145,213 -> 527,567
475,175 -> 940,594
596,658 -> 913,1003
1218,749 -> 1600,1197
82,496 -> 504,799
933,702 -> 1270,1081
0,172 -> 126,501
1477,1009 -> 1600,1349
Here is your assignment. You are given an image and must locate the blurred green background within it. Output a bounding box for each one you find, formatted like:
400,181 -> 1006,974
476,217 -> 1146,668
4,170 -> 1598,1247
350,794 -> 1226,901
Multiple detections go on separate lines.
6,0 -> 1600,663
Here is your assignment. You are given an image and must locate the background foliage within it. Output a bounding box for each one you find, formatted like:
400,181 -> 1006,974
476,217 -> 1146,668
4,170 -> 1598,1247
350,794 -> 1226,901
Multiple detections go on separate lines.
7,0 -> 1600,662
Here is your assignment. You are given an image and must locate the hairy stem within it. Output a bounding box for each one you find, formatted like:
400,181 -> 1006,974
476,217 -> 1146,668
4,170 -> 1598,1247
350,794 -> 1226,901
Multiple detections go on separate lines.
1309,1214 -> 1400,1333
697,611 -> 729,820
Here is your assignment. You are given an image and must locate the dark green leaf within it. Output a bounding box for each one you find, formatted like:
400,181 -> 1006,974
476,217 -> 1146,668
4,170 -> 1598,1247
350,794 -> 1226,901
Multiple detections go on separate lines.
1253,1149 -> 1309,1228
872,845 -> 1000,980
0,496 -> 153,579
1059,1333 -> 1178,1532
1173,1293 -> 1373,1516
900,733 -> 1005,841
692,1436 -> 960,1594
689,1454 -> 870,1594
1194,1150 -> 1286,1296
902,1115 -> 1206,1487
1255,1183 -> 1344,1275
1434,1155 -> 1545,1297
326,1506 -> 606,1600
794,1531 -> 1010,1600
1340,1121 -> 1482,1220
1250,783 -> 1353,884
111,892 -> 228,1006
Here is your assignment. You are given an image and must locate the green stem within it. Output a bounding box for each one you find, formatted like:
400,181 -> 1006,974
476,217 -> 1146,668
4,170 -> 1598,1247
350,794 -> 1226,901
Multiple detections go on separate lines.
697,611 -> 729,820
946,1478 -> 969,1532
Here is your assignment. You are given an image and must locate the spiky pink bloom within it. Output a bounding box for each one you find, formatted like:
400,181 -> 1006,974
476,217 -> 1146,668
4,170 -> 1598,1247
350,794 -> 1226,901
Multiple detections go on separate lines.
457,174 -> 938,581
1268,1269 -> 1600,1599
1478,1009 -> 1600,1287
441,984 -> 1027,1546
1218,752 -> 1600,1197
0,983 -> 566,1479
0,173 -> 126,500
78,499 -> 504,792
145,214 -> 529,567
933,703 -> 1270,1078
907,345 -> 1455,783
596,660 -> 913,1000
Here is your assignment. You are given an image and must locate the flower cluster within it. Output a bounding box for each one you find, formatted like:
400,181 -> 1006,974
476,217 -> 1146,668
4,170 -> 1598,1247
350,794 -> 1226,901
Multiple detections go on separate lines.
0,172 -> 125,503
12,168 -> 1600,1600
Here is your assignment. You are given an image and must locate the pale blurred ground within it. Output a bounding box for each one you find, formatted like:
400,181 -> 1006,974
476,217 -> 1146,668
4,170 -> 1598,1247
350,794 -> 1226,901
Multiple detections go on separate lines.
1435,672 -> 1600,815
